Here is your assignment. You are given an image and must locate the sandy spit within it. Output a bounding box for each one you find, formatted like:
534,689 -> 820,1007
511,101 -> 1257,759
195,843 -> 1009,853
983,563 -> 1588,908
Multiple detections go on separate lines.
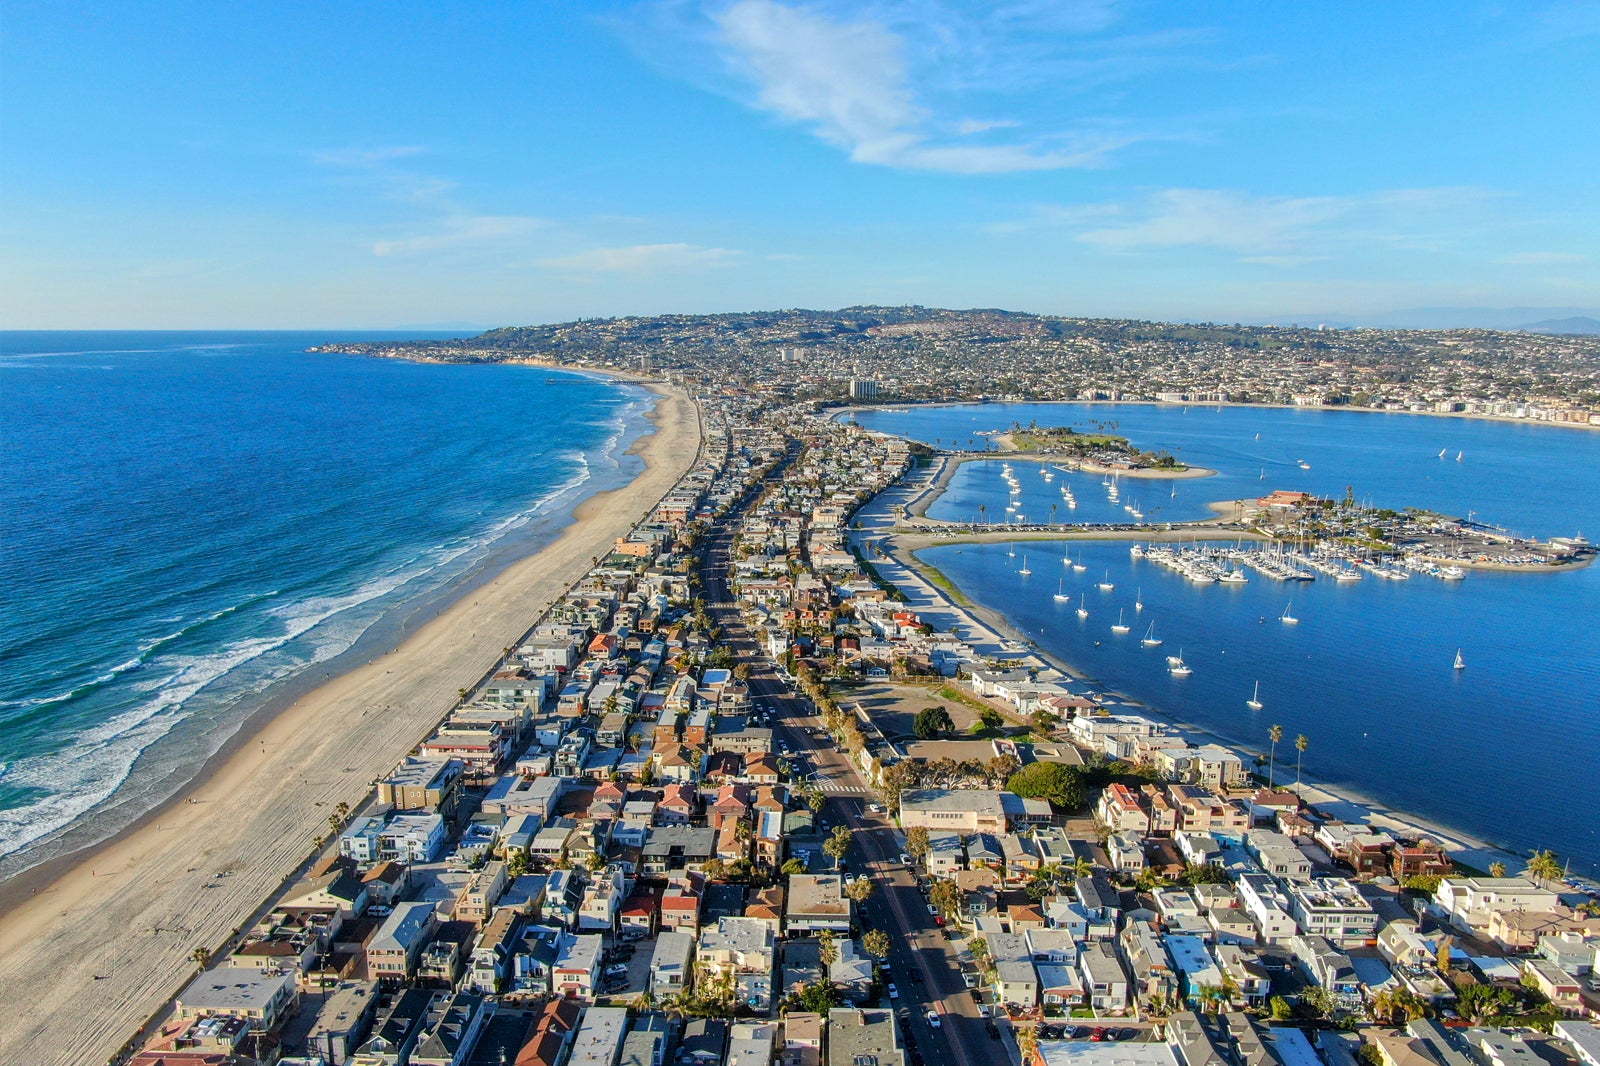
0,385 -> 701,1066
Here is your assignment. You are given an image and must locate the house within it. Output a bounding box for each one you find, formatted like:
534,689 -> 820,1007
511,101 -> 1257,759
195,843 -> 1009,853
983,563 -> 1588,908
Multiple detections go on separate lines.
697,917 -> 777,1011
1078,940 -> 1130,1015
379,756 -> 464,819
827,1009 -> 904,1066
174,966 -> 298,1033
1236,874 -> 1300,945
925,832 -> 966,878
1435,877 -> 1561,936
1107,834 -> 1146,874
455,861 -> 509,924
1291,935 -> 1360,1001
552,933 -> 605,999
368,902 -> 440,985
579,869 -> 628,932
1166,935 -> 1224,1007
1098,785 -> 1149,834
567,1007 -> 630,1066
782,1013 -> 825,1066
641,826 -> 718,876
898,789 -> 1010,834
466,908 -> 523,994
1121,920 -> 1179,1014
991,932 -> 1040,1011
652,930 -> 697,996
728,1022 -> 777,1066
411,990 -> 490,1066
1284,878 -> 1378,947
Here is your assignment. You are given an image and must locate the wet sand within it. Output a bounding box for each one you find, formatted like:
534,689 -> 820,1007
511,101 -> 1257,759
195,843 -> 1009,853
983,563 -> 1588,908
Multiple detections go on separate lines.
0,385 -> 701,1066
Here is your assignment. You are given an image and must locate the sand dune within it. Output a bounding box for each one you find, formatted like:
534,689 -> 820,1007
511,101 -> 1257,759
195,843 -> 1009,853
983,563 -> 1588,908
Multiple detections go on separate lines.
0,384 -> 700,1066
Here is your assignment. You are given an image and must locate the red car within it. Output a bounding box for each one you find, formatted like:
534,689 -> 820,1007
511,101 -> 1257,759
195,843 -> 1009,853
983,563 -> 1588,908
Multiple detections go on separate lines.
1090,1029 -> 1108,1042
933,915 -> 945,926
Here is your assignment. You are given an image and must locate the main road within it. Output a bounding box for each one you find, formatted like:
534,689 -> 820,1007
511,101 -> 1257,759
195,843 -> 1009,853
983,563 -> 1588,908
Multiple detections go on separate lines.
695,453 -> 1015,1066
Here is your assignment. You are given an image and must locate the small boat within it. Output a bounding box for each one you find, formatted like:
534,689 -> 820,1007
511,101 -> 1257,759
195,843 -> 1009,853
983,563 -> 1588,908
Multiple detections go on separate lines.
1111,609 -> 1131,634
1072,563 -> 1087,572
1438,448 -> 1447,459
1135,588 -> 1144,611
1097,570 -> 1115,591
1280,601 -> 1299,625
1456,451 -> 1463,462
1439,565 -> 1465,580
1054,579 -> 1071,602
1130,544 -> 1145,558
1018,555 -> 1031,576
1165,652 -> 1184,667
1298,460 -> 1311,470
1246,680 -> 1263,710
1168,650 -> 1192,677
1008,543 -> 1016,558
1076,594 -> 1089,619
1454,649 -> 1466,670
1141,622 -> 1162,647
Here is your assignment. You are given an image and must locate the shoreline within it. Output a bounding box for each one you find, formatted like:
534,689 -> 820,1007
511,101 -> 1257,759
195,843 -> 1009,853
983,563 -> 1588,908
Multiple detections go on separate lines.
855,467 -> 1530,881
833,397 -> 1600,433
0,384 -> 702,1066
0,378 -> 660,891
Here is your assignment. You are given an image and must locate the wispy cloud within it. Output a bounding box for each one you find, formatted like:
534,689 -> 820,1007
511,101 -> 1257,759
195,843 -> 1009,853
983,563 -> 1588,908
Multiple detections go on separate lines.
373,215 -> 547,257
311,145 -> 428,168
539,243 -> 744,273
998,187 -> 1499,261
703,0 -> 1150,173
1502,251 -> 1586,265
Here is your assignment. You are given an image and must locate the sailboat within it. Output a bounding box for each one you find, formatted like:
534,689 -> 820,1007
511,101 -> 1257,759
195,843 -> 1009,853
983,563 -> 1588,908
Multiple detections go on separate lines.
1076,594 -> 1089,619
1437,448 -> 1447,459
1453,649 -> 1466,670
1008,543 -> 1016,558
1135,588 -> 1144,611
1246,681 -> 1263,710
1280,601 -> 1299,625
1111,609 -> 1131,634
1054,579 -> 1071,602
1168,649 -> 1192,676
1018,555 -> 1032,576
1141,622 -> 1163,647
1062,547 -> 1072,566
1098,570 -> 1115,591
1072,561 -> 1087,572
1455,451 -> 1463,462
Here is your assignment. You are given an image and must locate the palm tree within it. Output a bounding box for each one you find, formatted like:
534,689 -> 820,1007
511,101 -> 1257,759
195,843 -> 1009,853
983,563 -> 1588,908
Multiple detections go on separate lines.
1294,734 -> 1309,786
1488,860 -> 1507,878
1267,724 -> 1284,788
818,930 -> 838,968
1527,849 -> 1563,888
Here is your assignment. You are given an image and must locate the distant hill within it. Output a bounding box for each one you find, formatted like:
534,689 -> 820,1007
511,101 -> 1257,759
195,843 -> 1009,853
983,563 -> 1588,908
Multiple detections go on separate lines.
1258,307 -> 1600,331
1519,316 -> 1600,335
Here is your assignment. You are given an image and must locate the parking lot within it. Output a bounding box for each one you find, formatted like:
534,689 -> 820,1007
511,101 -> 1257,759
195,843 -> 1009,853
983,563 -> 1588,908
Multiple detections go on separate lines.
592,930 -> 656,1003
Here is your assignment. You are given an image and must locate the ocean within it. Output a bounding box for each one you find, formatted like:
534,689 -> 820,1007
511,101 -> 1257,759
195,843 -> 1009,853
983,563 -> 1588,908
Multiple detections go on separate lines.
0,332 -> 652,875
851,403 -> 1600,877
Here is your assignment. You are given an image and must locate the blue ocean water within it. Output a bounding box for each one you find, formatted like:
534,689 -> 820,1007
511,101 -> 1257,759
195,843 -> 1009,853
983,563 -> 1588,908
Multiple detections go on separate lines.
0,332 -> 651,867
853,404 -> 1600,877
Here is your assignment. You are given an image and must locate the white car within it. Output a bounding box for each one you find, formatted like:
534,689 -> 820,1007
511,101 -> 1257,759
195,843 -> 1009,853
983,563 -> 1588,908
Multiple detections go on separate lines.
926,1010 -> 942,1029
888,983 -> 900,999
604,964 -> 629,978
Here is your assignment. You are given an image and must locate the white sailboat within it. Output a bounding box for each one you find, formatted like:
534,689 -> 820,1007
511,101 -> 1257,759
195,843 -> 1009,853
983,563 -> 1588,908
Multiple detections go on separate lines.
1280,600 -> 1299,625
1097,570 -> 1115,591
1111,609 -> 1131,634
1072,561 -> 1087,572
1008,543 -> 1016,558
1018,555 -> 1032,576
1076,594 -> 1089,619
1246,680 -> 1263,710
1437,448 -> 1447,459
1456,451 -> 1463,462
1453,649 -> 1466,670
1168,649 -> 1192,676
1054,579 -> 1071,602
1135,588 -> 1144,611
1141,622 -> 1162,647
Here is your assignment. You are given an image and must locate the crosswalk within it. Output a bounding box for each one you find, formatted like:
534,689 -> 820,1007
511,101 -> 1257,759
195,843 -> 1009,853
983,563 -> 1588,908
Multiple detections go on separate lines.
812,779 -> 869,795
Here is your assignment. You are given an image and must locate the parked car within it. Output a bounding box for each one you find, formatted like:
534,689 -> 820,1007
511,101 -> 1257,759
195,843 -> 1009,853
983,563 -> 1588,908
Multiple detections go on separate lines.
900,853 -> 913,864
604,964 -> 629,978
925,1011 -> 942,1029
888,983 -> 900,999
1090,1028 -> 1108,1042
977,1005 -> 991,1018
962,972 -> 978,988
985,1021 -> 1001,1041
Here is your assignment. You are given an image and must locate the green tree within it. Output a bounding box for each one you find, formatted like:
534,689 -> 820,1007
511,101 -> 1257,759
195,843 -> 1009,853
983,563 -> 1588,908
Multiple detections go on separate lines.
1526,849 -> 1562,888
808,791 -> 826,813
1005,762 -> 1085,809
905,826 -> 930,860
845,878 -> 875,904
930,879 -> 964,917
913,706 -> 954,739
1301,985 -> 1335,1019
1180,863 -> 1231,886
506,850 -> 531,879
862,929 -> 892,960
1269,995 -> 1294,1021
970,708 -> 1004,736
824,826 -> 852,862
795,980 -> 843,1015
1295,733 -> 1309,786
702,858 -> 728,881
1488,860 -> 1507,878
987,753 -> 1021,786
818,930 -> 838,968
782,858 -> 808,876
1268,724 -> 1284,788
1402,874 -> 1442,896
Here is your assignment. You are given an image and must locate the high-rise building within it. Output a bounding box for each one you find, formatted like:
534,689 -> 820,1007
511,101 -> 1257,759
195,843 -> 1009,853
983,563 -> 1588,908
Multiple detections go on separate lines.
848,379 -> 879,401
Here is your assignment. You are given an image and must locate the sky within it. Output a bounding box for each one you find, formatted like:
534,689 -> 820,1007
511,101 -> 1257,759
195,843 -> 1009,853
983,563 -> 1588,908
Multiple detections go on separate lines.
3,1 -> 1599,329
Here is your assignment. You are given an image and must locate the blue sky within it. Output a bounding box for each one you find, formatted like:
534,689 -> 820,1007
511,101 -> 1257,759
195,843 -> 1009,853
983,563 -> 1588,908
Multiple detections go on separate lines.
3,1 -> 1598,328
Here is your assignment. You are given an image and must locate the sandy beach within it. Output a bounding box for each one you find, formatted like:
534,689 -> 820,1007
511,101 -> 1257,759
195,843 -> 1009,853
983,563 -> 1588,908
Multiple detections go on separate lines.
0,384 -> 701,1066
